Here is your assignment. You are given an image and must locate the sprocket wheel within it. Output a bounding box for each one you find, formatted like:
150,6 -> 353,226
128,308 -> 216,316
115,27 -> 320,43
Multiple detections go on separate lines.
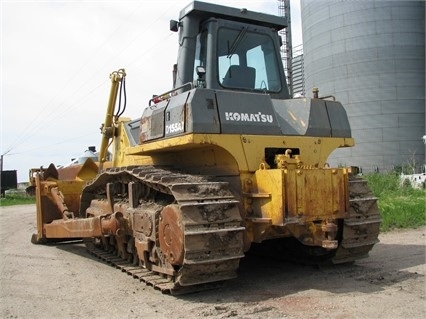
158,204 -> 185,266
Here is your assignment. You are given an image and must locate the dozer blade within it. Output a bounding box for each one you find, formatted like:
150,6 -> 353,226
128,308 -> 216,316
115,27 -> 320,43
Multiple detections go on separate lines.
31,159 -> 99,244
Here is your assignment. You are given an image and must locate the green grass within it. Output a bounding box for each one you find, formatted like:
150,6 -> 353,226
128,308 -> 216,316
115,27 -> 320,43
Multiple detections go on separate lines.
0,193 -> 35,206
364,172 -> 426,231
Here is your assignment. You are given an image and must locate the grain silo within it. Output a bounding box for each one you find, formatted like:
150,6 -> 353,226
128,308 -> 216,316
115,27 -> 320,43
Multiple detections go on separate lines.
301,0 -> 425,173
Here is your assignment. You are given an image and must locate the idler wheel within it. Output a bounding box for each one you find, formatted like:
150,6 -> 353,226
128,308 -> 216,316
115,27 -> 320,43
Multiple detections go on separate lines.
158,204 -> 184,265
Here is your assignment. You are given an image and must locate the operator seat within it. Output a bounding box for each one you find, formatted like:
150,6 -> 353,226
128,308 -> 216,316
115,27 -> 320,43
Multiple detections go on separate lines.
222,65 -> 255,89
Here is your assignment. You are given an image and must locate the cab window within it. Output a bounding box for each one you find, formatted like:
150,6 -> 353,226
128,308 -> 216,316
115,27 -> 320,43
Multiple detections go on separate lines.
218,27 -> 281,92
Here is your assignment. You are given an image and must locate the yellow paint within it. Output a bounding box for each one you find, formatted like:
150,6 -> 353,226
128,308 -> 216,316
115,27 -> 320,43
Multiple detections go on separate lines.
116,127 -> 354,175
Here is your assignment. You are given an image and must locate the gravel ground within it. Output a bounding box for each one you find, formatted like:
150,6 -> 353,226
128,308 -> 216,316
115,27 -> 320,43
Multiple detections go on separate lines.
1,204 -> 425,319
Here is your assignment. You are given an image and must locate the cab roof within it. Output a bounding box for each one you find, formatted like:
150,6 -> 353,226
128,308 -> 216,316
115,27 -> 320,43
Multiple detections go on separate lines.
179,1 -> 287,31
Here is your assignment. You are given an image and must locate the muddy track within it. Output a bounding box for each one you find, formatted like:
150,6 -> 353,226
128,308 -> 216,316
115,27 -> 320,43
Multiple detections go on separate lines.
332,176 -> 382,263
81,166 -> 245,294
86,246 -> 225,294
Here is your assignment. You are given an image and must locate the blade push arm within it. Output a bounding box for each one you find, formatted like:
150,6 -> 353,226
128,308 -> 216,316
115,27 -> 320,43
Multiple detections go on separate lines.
98,69 -> 126,171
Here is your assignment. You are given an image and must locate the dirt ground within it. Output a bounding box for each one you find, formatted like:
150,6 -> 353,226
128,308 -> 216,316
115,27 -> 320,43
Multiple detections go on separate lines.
1,204 -> 425,319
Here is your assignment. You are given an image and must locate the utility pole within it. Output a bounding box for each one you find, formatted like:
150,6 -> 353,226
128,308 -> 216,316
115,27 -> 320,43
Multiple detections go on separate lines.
0,154 -> 4,196
1,149 -> 11,173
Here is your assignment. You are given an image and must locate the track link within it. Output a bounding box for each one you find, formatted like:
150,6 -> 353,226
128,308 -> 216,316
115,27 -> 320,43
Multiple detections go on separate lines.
82,166 -> 245,294
332,176 -> 381,263
86,247 -> 226,294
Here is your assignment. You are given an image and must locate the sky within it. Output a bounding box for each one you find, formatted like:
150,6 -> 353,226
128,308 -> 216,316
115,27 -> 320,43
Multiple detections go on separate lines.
1,0 -> 302,182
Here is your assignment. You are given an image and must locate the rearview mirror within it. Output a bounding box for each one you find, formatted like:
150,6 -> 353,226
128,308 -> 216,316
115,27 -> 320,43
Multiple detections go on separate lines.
170,20 -> 179,32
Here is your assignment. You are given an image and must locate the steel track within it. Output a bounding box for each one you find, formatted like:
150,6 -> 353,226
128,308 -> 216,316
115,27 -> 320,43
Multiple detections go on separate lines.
82,166 -> 245,294
86,246 -> 226,294
332,176 -> 382,263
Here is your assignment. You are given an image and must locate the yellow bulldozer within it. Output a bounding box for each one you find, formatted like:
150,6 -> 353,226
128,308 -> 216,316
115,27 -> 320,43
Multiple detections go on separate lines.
31,1 -> 381,294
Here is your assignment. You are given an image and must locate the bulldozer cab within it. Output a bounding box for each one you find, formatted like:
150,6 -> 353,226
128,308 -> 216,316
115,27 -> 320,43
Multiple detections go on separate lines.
172,1 -> 290,99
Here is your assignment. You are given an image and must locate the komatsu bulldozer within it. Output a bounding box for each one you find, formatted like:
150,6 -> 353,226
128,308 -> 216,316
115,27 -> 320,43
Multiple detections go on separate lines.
31,1 -> 381,294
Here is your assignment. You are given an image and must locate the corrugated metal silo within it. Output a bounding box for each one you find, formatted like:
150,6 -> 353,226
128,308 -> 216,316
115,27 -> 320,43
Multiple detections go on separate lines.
301,0 -> 425,172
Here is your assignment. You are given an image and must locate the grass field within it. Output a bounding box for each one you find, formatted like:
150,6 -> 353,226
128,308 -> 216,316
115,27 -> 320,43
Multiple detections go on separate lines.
0,192 -> 35,206
364,172 -> 425,231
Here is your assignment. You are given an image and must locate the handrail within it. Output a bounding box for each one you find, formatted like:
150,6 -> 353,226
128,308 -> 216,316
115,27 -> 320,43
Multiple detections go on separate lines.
319,95 -> 336,101
149,82 -> 193,107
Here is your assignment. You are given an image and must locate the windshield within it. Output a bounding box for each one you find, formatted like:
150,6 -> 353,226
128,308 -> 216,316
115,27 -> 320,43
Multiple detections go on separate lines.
218,27 -> 281,92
